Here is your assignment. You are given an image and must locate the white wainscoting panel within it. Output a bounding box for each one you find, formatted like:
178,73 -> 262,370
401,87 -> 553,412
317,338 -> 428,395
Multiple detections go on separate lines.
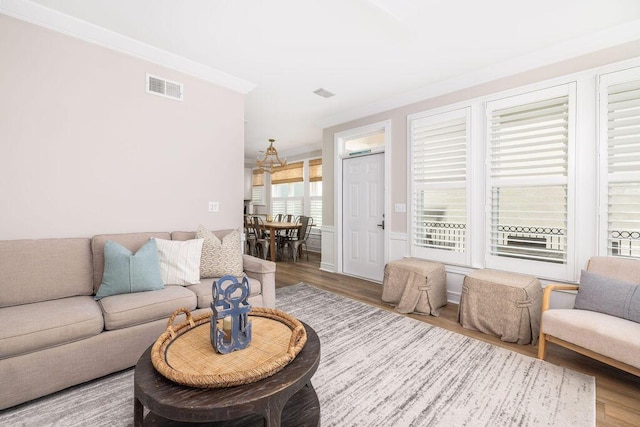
443,266 -> 474,305
320,225 -> 336,272
307,232 -> 321,254
388,232 -> 409,262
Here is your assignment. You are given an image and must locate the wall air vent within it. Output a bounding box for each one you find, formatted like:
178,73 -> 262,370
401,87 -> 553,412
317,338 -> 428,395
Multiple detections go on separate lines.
313,88 -> 335,98
146,74 -> 183,101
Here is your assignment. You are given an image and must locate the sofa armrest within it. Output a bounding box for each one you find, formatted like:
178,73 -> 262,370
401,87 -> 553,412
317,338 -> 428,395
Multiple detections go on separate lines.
242,254 -> 276,308
541,284 -> 579,312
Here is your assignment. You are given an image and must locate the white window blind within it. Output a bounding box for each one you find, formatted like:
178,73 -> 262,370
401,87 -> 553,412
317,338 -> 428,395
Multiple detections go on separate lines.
600,68 -> 640,259
310,179 -> 322,228
251,169 -> 265,205
486,84 -> 574,278
410,107 -> 469,264
309,161 -> 322,227
251,187 -> 265,205
310,198 -> 322,227
271,198 -> 303,217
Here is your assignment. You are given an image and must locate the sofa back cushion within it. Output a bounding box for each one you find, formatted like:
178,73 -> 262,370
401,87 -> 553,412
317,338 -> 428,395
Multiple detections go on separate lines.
171,229 -> 235,241
0,238 -> 93,307
587,256 -> 640,284
91,232 -> 170,294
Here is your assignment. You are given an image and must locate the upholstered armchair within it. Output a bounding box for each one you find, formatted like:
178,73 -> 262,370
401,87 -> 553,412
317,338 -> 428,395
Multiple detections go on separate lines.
538,256 -> 640,376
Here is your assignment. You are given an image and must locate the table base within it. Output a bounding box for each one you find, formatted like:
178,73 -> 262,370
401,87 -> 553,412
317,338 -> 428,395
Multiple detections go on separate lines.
141,382 -> 320,427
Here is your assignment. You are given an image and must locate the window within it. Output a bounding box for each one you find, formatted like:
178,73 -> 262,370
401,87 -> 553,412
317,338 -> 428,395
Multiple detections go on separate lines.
251,169 -> 265,205
309,158 -> 323,227
486,84 -> 575,279
410,107 -> 469,265
344,133 -> 385,154
269,158 -> 322,227
271,162 -> 304,217
599,67 -> 640,259
403,60 -> 640,281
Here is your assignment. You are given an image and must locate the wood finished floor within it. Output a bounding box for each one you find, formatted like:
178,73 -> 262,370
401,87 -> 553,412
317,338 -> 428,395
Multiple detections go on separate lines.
275,252 -> 640,427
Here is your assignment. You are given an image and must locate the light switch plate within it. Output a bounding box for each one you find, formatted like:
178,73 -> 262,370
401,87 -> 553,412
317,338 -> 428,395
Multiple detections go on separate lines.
208,201 -> 219,212
394,203 -> 406,213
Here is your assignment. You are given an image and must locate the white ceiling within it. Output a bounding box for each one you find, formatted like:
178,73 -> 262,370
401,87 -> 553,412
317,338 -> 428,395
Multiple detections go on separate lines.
23,0 -> 640,160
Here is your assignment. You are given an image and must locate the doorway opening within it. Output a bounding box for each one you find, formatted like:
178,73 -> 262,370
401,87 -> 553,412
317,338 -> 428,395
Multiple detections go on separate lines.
334,120 -> 390,283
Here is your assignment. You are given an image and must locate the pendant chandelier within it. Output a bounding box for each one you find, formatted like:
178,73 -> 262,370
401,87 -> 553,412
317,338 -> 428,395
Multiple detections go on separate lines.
256,138 -> 287,174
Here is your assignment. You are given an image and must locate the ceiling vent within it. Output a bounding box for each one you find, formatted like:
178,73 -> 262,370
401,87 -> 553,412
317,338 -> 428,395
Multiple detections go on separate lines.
146,74 -> 183,101
313,88 -> 335,98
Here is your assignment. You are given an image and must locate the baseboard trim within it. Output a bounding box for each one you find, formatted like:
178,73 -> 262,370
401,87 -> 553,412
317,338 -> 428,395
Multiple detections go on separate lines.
320,262 -> 335,273
447,290 -> 462,305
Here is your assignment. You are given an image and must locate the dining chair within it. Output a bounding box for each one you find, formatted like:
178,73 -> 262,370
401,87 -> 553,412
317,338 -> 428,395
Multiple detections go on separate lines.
274,213 -> 292,243
282,216 -> 313,262
244,215 -> 257,256
251,216 -> 270,259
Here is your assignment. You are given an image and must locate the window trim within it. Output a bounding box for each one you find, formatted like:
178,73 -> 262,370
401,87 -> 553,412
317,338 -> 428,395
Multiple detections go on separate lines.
403,57 -> 640,283
484,83 -> 577,281
268,157 -> 323,230
598,66 -> 640,259
408,106 -> 472,266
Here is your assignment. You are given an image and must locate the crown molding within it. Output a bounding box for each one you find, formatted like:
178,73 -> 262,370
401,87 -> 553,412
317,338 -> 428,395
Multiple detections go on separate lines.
0,0 -> 256,94
316,19 -> 640,129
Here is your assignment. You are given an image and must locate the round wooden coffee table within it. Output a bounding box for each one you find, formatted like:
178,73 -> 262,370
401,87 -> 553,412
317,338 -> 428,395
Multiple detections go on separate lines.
133,322 -> 320,427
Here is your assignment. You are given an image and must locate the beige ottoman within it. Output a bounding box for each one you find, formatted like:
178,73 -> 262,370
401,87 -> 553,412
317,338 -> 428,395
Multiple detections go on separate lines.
382,258 -> 447,316
458,269 -> 542,345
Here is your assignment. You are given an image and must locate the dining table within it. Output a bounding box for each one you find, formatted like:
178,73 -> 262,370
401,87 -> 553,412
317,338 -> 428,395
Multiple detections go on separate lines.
263,221 -> 300,262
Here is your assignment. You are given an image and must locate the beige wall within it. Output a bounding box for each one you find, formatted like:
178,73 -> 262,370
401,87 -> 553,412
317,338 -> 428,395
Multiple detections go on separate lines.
0,14 -> 245,240
322,40 -> 640,234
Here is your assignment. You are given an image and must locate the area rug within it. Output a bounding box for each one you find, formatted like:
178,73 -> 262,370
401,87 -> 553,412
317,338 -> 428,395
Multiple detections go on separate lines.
0,283 -> 594,426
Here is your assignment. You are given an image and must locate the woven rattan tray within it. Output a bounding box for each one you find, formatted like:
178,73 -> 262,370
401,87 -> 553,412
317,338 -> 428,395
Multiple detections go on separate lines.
151,307 -> 307,388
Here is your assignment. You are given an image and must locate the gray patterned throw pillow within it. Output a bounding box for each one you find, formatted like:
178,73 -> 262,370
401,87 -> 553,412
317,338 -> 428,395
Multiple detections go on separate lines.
196,226 -> 244,278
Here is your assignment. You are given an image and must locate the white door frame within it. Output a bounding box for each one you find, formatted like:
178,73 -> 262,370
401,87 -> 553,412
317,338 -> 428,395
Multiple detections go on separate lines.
334,120 -> 391,281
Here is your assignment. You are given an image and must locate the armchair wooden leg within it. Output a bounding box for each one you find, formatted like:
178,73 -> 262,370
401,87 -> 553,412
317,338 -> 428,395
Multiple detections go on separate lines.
537,333 -> 547,360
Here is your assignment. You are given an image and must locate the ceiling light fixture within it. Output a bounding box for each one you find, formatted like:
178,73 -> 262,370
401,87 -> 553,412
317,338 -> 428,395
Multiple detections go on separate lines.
256,138 -> 287,174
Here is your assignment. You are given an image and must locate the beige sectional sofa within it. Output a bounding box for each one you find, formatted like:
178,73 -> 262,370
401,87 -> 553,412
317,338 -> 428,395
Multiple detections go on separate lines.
0,230 -> 276,410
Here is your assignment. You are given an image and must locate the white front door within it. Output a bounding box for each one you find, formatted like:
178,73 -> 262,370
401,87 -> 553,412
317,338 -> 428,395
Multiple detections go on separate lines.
342,153 -> 385,281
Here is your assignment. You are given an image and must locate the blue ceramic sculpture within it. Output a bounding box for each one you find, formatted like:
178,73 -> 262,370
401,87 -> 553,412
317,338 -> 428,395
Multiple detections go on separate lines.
210,275 -> 252,354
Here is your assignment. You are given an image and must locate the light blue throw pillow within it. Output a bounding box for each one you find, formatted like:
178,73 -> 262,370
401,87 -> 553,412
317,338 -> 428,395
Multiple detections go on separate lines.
94,239 -> 164,300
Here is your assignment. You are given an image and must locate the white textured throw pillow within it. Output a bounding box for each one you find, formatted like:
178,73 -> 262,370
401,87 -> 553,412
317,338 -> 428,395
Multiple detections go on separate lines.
197,226 -> 243,278
153,237 -> 204,285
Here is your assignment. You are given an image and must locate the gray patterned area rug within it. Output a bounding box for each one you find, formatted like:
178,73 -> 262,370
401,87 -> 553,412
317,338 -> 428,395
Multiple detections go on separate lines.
0,283 -> 594,427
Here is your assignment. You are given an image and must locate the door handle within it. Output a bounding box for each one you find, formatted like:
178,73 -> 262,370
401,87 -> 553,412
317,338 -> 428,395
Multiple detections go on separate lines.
377,220 -> 385,230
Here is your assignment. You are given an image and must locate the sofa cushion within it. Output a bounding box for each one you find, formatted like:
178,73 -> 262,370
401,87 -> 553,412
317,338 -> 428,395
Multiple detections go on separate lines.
197,226 -> 244,278
171,229 -> 235,242
153,237 -> 204,285
0,238 -> 93,307
91,232 -> 171,294
575,270 -> 640,323
587,256 -> 640,283
94,239 -> 164,300
541,308 -> 640,370
0,296 -> 103,359
98,285 -> 197,330
186,277 -> 261,309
